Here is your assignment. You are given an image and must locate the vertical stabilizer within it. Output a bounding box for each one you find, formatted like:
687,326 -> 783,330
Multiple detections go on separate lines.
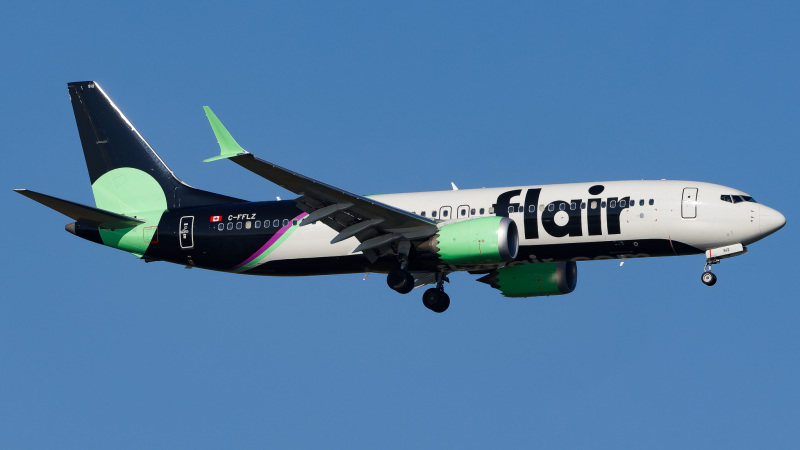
67,81 -> 243,211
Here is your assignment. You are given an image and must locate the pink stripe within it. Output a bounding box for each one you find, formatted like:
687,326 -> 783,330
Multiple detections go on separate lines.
231,212 -> 308,270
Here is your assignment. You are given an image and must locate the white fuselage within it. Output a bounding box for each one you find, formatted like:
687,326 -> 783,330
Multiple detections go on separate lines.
264,180 -> 784,268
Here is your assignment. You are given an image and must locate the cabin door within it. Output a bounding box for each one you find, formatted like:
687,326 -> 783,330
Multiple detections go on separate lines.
681,188 -> 698,219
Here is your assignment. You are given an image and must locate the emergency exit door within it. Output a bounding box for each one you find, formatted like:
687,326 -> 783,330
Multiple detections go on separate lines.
681,188 -> 698,219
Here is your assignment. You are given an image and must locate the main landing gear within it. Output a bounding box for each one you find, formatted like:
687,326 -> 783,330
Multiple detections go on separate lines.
387,268 -> 414,294
386,269 -> 451,313
422,273 -> 450,313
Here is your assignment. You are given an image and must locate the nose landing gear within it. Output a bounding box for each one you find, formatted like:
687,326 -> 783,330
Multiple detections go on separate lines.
701,258 -> 719,287
701,269 -> 717,286
700,244 -> 748,287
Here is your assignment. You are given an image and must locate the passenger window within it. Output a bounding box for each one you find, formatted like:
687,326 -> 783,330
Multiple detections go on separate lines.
639,199 -> 644,206
508,206 -> 514,214
488,207 -> 494,214
227,222 -> 233,230
273,219 -> 280,227
649,199 -> 654,205
620,200 -> 626,208
629,199 -> 634,207
421,211 -> 426,217
283,219 -> 289,227
471,208 -> 476,215
218,223 -> 224,231
236,222 -> 242,230
460,209 -> 466,216
581,202 -> 586,209
559,203 -> 565,211
245,221 -> 252,229
443,210 -> 449,218
432,211 -> 437,218
610,200 -> 616,208
480,208 -> 485,215
602,201 -> 607,208
255,220 -> 261,228
590,201 -> 597,209
529,205 -> 535,213
548,204 -> 554,212
292,220 -> 298,226
570,202 -> 576,210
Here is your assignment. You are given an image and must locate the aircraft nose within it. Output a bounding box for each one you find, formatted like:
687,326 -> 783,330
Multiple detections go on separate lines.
760,205 -> 786,237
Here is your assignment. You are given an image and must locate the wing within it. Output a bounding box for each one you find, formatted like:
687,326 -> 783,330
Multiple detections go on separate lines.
202,107 -> 438,262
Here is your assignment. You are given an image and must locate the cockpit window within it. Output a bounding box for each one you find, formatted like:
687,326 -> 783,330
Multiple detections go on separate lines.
722,194 -> 757,203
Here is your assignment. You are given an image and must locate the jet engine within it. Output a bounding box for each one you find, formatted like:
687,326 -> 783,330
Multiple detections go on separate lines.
476,261 -> 578,297
421,216 -> 518,265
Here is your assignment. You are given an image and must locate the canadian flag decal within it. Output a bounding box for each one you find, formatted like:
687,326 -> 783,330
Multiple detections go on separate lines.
210,216 -> 221,222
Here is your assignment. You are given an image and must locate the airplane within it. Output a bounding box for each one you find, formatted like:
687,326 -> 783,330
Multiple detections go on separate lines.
15,81 -> 786,313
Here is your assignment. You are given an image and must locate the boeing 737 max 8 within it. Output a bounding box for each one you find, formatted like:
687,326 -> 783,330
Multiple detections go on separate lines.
15,82 -> 786,313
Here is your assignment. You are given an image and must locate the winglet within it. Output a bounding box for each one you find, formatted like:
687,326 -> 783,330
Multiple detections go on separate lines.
203,106 -> 249,162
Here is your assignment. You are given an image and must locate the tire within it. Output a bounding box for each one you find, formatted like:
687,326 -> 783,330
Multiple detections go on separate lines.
387,269 -> 414,294
432,291 -> 450,313
422,288 -> 438,310
422,288 -> 450,313
701,272 -> 717,286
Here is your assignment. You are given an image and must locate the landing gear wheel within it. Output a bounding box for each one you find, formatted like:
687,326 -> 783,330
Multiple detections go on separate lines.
387,269 -> 414,294
701,271 -> 717,286
422,288 -> 450,313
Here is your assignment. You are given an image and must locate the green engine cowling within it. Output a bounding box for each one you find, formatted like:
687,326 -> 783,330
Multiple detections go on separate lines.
425,216 -> 519,265
477,262 -> 578,297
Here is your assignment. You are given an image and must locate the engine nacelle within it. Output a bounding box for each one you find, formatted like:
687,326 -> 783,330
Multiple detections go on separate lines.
423,216 -> 519,265
477,262 -> 578,297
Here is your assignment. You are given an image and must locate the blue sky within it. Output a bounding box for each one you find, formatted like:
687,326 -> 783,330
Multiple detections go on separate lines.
2,1 -> 799,448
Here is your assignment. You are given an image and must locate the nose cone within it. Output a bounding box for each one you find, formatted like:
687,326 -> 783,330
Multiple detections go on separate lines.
760,205 -> 786,238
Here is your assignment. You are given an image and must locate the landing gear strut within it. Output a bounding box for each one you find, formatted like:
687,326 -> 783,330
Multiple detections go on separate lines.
701,259 -> 719,286
422,272 -> 450,313
387,241 -> 415,294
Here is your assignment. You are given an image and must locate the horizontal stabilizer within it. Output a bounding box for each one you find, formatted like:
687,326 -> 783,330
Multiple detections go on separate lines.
14,189 -> 145,230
